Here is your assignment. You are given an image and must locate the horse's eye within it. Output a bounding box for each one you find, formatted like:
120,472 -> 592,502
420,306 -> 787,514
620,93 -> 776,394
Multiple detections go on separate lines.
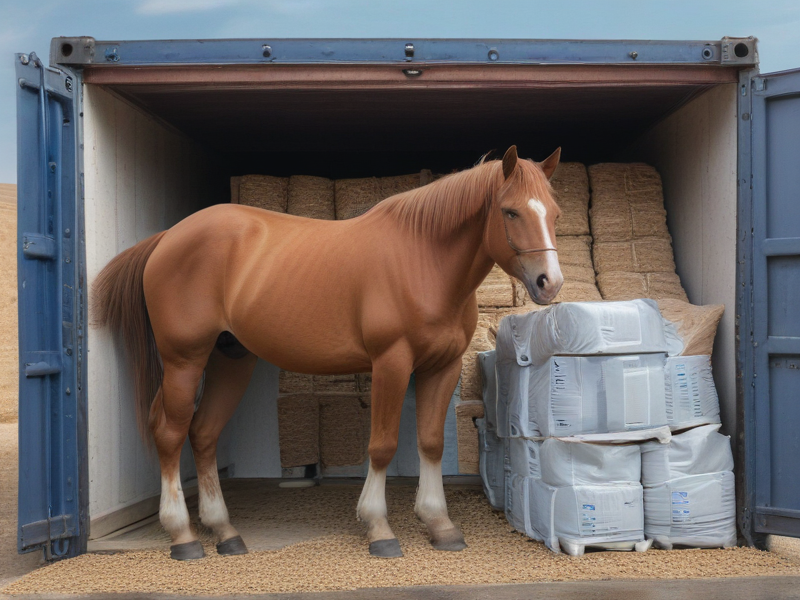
505,210 -> 518,220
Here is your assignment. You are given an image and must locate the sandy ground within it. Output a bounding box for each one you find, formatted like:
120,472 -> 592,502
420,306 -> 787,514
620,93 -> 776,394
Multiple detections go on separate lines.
0,186 -> 17,424
2,484 -> 800,596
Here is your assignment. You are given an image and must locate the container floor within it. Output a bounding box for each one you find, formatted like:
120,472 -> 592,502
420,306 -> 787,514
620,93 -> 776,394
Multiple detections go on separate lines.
3,479 -> 800,596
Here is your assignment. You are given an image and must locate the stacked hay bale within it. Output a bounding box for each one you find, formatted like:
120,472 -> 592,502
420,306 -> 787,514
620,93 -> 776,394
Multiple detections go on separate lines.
588,164 -> 688,302
334,171 -> 433,220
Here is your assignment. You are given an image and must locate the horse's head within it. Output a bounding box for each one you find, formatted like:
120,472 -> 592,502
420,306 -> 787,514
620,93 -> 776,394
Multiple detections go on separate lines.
485,146 -> 564,305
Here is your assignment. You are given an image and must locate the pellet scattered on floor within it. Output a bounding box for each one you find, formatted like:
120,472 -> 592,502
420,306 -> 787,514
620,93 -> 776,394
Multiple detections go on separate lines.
4,485 -> 799,596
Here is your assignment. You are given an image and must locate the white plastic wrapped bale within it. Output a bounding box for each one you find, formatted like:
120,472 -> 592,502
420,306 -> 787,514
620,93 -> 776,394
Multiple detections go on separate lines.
507,437 -> 542,479
641,424 -> 736,549
476,419 -> 506,511
478,350 -> 498,431
528,479 -> 649,555
495,299 -> 669,368
643,472 -> 736,550
505,474 -> 539,539
664,356 -> 721,430
506,353 -> 668,438
539,439 -> 641,487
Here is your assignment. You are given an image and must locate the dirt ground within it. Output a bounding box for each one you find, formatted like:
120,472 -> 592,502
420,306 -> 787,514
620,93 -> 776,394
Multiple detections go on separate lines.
0,185 -> 17,424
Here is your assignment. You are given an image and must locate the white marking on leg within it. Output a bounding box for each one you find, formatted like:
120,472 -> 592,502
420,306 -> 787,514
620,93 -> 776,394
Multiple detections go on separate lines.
159,474 -> 193,544
357,461 -> 394,542
415,454 -> 448,523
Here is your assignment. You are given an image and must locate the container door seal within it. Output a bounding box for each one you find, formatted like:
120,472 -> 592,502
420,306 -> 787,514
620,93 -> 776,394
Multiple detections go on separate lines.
749,67 -> 800,539
15,51 -> 86,559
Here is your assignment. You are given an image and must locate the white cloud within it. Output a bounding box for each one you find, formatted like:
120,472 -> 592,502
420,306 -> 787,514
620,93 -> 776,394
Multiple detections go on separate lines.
137,0 -> 242,15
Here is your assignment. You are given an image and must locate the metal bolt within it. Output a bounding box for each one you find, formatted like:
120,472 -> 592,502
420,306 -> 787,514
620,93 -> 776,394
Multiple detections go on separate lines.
66,348 -> 72,356
65,257 -> 71,263
629,51 -> 638,60
742,113 -> 750,121
702,47 -> 714,60
19,54 -> 29,65
521,355 -> 529,362
66,388 -> 71,395
65,77 -> 73,93
488,49 -> 499,61
262,44 -> 272,58
105,47 -> 119,62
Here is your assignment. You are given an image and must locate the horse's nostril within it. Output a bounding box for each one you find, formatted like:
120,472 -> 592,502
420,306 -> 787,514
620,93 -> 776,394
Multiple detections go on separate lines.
537,274 -> 548,289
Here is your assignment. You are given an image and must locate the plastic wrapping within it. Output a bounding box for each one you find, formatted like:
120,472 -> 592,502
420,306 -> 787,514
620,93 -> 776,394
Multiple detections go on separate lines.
644,471 -> 737,549
641,424 -> 733,487
476,419 -> 506,510
539,439 -> 641,487
507,437 -> 542,479
664,356 -> 721,430
495,299 -> 668,368
525,479 -> 646,554
478,350 -> 498,431
506,353 -> 668,438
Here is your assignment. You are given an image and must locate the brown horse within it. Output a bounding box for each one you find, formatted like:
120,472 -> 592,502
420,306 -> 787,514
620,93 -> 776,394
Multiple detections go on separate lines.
92,146 -> 563,560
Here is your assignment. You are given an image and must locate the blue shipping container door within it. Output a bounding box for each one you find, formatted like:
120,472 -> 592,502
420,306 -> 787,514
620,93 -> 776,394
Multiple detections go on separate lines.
15,53 -> 85,558
750,68 -> 800,538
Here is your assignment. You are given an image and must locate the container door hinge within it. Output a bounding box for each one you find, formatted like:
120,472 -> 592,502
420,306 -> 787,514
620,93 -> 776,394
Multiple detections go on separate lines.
20,514 -> 76,550
22,233 -> 57,260
754,78 -> 766,92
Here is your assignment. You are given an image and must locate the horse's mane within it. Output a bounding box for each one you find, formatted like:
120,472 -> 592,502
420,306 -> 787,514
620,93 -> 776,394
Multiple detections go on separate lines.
372,159 -> 553,239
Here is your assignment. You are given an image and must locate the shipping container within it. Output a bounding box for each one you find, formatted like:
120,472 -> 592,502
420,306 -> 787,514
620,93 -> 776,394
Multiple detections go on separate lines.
14,36 -> 800,558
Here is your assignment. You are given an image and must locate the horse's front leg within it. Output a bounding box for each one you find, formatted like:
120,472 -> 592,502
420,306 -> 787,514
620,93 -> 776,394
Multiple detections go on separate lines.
357,349 -> 414,558
414,357 -> 468,551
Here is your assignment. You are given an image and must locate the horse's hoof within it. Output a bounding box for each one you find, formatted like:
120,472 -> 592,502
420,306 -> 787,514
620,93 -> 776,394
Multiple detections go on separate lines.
431,529 -> 467,552
369,538 -> 403,558
170,540 -> 205,560
217,535 -> 248,556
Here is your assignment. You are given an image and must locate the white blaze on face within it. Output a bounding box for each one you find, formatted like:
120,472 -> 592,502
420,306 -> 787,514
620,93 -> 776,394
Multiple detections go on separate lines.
527,197 -> 561,279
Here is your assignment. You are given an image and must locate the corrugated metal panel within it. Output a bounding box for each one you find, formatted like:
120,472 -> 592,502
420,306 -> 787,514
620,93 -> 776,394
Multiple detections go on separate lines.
749,68 -> 800,538
15,52 -> 86,558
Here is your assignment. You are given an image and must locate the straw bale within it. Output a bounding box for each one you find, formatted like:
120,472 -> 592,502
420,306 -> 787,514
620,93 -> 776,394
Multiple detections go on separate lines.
593,239 -> 677,274
231,175 -> 288,212
334,177 -> 382,220
277,394 -> 319,468
379,173 -> 422,199
657,299 -> 725,356
477,265 -> 516,308
357,373 -> 372,394
588,163 -> 671,242
287,175 -> 335,220
597,272 -> 688,302
513,278 -> 528,306
556,235 -> 593,267
554,281 -> 603,303
559,263 -> 597,285
456,402 -> 484,474
279,370 -> 314,394
550,162 -> 590,236
313,374 -> 359,394
319,396 -> 370,467
460,312 -> 497,401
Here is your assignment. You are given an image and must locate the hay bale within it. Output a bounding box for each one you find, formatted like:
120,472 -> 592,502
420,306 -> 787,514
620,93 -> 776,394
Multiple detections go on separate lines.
550,162 -> 590,236
657,299 -> 725,357
313,374 -> 359,394
513,278 -> 529,306
460,312 -> 498,401
456,402 -> 484,474
588,164 -> 671,242
357,373 -> 372,394
477,265 -> 516,308
277,394 -> 319,468
287,175 -> 335,220
334,177 -> 382,220
319,396 -> 371,467
597,272 -> 688,302
279,370 -> 314,394
592,239 -> 677,274
554,281 -> 603,303
335,171 -> 429,220
231,175 -> 288,212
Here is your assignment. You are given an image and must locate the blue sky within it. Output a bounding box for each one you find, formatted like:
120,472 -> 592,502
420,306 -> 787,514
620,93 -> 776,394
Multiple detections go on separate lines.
1,0 -> 799,183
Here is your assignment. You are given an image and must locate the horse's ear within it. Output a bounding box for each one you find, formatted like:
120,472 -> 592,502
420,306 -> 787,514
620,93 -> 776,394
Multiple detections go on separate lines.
539,147 -> 561,180
502,146 -> 518,180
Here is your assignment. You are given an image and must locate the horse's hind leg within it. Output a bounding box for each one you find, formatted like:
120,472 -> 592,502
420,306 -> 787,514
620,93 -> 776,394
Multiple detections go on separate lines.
357,351 -> 414,558
150,359 -> 207,560
189,346 -> 257,556
414,357 -> 467,551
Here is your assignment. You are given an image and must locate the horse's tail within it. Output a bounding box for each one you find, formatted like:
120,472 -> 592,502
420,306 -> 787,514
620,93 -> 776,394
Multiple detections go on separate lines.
92,231 -> 168,444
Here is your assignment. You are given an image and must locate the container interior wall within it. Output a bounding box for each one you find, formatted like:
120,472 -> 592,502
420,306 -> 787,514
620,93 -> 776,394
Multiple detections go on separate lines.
83,85 -> 248,535
626,83 -> 738,439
